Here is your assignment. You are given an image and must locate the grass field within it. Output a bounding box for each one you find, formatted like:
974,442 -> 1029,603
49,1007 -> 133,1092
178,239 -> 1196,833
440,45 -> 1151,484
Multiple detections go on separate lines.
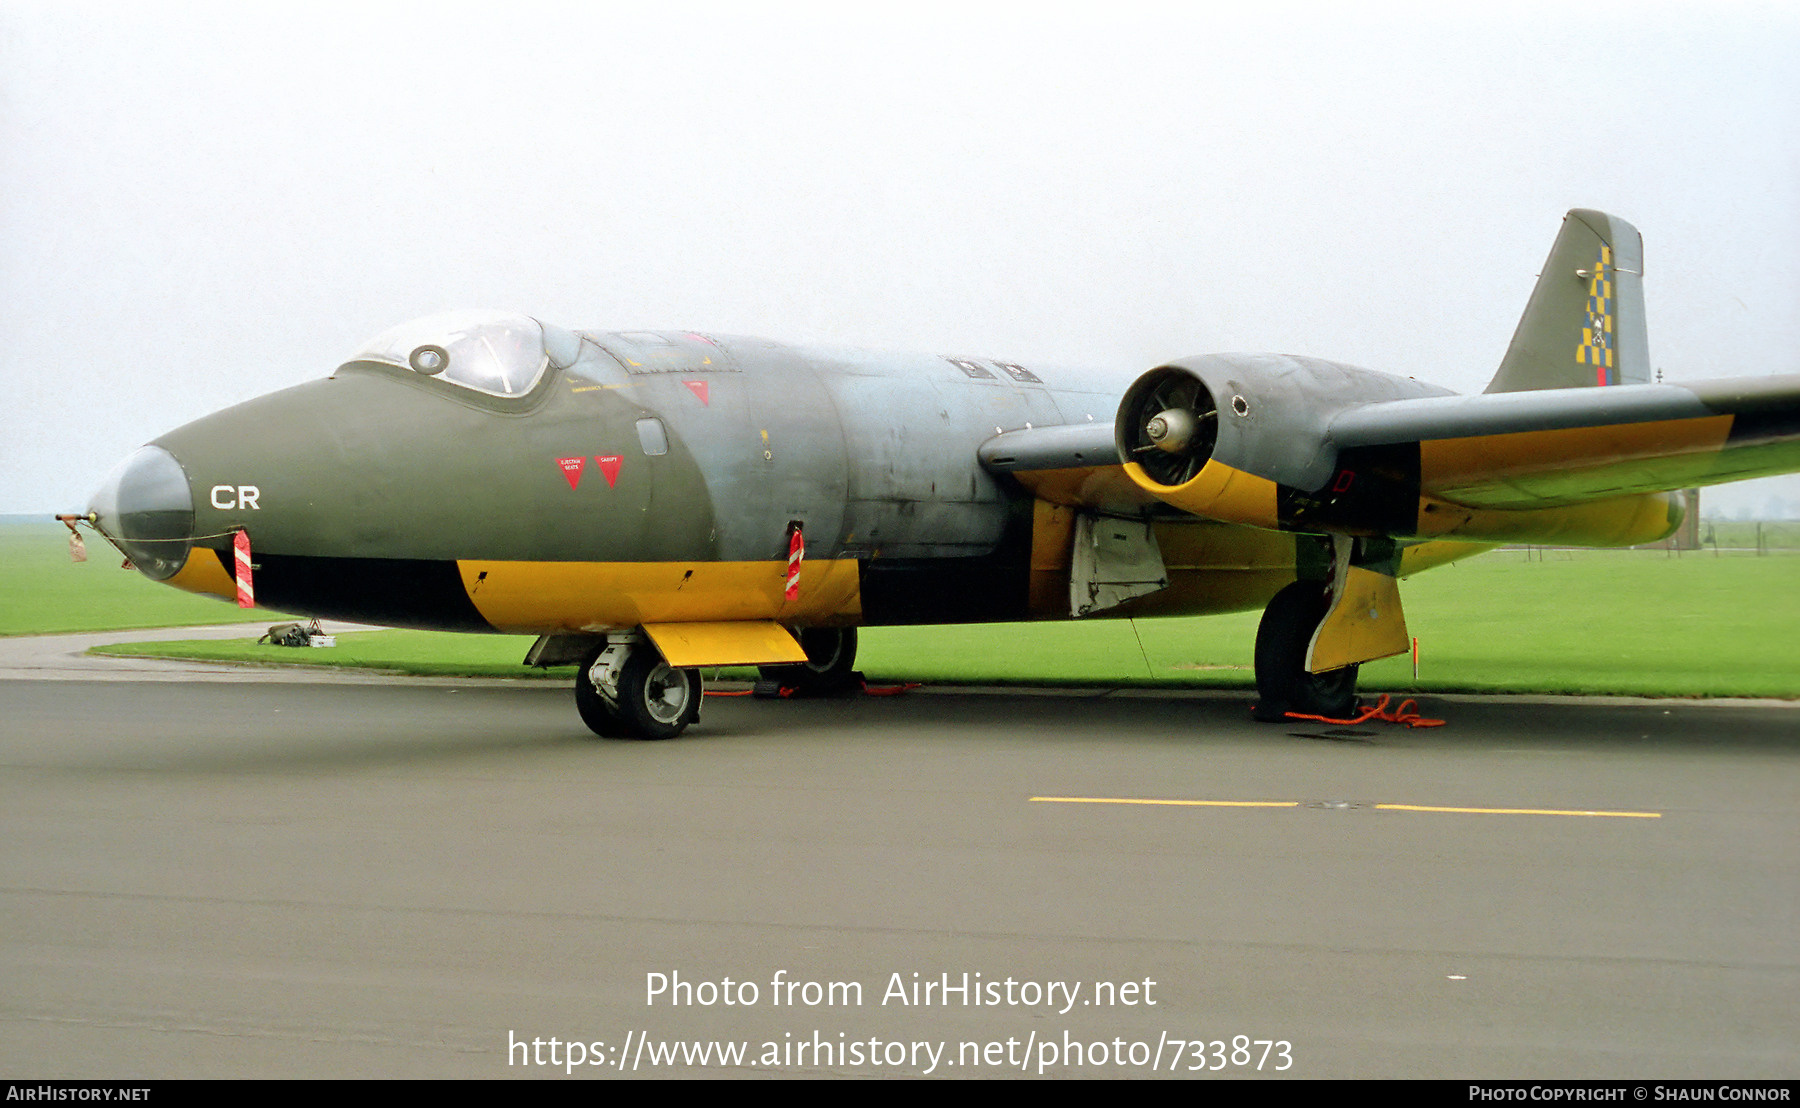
88,545 -> 1800,699
1695,520 -> 1800,551
0,522 -> 265,635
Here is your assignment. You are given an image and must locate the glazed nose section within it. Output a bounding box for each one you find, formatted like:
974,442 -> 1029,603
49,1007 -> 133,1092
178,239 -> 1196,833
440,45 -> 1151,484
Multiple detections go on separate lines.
88,445 -> 195,580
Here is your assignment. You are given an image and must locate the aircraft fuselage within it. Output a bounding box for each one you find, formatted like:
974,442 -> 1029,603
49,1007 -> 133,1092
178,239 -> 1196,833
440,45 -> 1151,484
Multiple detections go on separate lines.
120,329 -> 1317,634
87,211 -> 1797,738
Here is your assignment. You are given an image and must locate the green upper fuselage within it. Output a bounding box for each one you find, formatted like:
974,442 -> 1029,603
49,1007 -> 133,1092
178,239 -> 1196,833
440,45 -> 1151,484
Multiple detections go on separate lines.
89,314 -> 1142,629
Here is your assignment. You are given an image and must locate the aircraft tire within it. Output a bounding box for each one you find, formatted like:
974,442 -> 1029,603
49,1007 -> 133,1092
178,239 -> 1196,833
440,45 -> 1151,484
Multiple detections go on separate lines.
574,644 -> 630,739
1253,581 -> 1359,722
758,627 -> 859,695
614,649 -> 701,740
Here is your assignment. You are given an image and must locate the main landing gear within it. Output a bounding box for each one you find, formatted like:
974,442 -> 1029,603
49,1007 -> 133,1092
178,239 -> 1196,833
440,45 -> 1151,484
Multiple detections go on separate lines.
576,634 -> 701,740
1252,581 -> 1359,723
756,627 -> 859,696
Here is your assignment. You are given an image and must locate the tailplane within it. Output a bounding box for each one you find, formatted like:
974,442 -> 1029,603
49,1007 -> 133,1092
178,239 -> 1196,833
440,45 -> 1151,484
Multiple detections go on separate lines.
1486,209 -> 1649,393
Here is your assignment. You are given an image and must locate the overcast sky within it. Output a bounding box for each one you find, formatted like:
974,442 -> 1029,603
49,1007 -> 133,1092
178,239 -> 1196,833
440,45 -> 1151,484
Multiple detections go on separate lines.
3,1 -> 1797,516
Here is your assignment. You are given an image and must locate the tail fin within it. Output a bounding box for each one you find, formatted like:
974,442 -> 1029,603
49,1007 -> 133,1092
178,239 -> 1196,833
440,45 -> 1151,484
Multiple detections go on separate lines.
1485,209 -> 1649,394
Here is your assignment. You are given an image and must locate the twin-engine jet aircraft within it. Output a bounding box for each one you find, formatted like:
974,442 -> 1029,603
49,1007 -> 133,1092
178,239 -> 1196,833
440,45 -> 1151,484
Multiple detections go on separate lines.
82,210 -> 1800,738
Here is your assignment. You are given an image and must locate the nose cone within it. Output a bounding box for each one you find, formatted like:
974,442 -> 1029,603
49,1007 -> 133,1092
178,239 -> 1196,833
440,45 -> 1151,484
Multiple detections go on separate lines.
88,445 -> 194,580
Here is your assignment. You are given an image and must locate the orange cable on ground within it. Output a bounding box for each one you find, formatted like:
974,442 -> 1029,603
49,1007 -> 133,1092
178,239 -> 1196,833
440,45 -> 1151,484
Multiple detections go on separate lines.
704,678 -> 922,699
1277,693 -> 1445,728
858,681 -> 921,697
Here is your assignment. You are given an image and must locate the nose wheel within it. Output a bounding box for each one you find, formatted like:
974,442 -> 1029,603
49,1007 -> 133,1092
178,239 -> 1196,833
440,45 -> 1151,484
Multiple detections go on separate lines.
577,635 -> 701,740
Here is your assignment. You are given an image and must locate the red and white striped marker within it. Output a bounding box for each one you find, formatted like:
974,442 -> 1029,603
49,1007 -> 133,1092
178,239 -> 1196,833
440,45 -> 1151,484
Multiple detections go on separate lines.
234,529 -> 255,609
784,524 -> 803,602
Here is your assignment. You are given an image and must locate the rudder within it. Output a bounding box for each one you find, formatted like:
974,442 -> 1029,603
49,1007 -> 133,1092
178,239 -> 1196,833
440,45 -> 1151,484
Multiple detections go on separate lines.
1486,209 -> 1649,393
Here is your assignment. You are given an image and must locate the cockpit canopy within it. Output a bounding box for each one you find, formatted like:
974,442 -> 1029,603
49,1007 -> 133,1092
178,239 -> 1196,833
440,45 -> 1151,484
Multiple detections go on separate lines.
346,311 -> 580,397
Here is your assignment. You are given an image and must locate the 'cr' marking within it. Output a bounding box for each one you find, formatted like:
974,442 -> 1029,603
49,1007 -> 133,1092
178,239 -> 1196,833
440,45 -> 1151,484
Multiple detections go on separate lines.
210,485 -> 261,510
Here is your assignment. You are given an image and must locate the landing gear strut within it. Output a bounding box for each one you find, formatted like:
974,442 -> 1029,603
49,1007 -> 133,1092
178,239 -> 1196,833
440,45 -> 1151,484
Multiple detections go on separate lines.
757,627 -> 858,696
1252,581 -> 1359,722
576,634 -> 701,740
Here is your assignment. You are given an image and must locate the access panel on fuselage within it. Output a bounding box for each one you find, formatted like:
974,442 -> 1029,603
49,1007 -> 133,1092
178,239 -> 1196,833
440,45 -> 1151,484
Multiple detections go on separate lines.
589,333 -> 852,565
815,350 -> 1073,560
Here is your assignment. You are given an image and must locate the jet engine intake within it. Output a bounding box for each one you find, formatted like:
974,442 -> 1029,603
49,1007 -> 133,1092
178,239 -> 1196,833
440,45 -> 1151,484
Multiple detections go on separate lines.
1117,366 -> 1219,486
1113,359 -> 1297,530
1113,354 -> 1450,532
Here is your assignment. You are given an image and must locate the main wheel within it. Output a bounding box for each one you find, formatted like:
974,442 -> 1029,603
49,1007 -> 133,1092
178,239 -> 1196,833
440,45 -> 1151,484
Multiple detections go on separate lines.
757,627 -> 858,696
1253,581 -> 1359,722
614,649 -> 701,740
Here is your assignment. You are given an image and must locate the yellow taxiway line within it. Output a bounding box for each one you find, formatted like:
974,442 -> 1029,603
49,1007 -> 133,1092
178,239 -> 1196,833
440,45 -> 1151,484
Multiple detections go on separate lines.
1374,803 -> 1660,819
1031,796 -> 1299,808
1030,797 -> 1661,819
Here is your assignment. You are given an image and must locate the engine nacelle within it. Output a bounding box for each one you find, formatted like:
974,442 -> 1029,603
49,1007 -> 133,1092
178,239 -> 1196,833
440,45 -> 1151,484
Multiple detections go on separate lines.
1114,354 -> 1449,530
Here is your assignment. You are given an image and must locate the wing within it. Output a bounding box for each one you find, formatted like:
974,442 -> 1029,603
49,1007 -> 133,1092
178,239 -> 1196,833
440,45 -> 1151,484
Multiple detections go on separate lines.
1331,374 -> 1800,510
982,373 -> 1800,545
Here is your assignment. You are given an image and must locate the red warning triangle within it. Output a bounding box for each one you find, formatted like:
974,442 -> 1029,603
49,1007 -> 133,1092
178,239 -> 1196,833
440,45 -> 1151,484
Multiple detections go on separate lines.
557,456 -> 586,489
683,380 -> 710,406
596,455 -> 623,488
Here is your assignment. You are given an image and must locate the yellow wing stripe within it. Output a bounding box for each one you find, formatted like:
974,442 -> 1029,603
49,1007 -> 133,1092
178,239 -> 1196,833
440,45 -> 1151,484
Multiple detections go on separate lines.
1419,415 -> 1734,489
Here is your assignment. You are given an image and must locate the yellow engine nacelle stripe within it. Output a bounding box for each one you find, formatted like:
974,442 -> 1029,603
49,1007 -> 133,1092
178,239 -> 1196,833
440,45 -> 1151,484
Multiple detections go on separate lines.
1122,459 -> 1281,530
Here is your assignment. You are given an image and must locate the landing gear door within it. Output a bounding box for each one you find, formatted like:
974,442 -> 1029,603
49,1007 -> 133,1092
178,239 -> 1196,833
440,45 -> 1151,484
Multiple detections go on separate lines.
1306,536 -> 1410,672
1069,514 -> 1169,617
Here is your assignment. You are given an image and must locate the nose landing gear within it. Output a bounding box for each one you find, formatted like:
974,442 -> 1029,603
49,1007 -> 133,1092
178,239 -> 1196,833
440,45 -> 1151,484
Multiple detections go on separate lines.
577,633 -> 701,740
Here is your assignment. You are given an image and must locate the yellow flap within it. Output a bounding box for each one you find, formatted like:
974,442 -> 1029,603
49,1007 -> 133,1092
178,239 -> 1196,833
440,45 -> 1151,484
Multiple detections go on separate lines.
1307,565 -> 1410,673
642,621 -> 808,668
